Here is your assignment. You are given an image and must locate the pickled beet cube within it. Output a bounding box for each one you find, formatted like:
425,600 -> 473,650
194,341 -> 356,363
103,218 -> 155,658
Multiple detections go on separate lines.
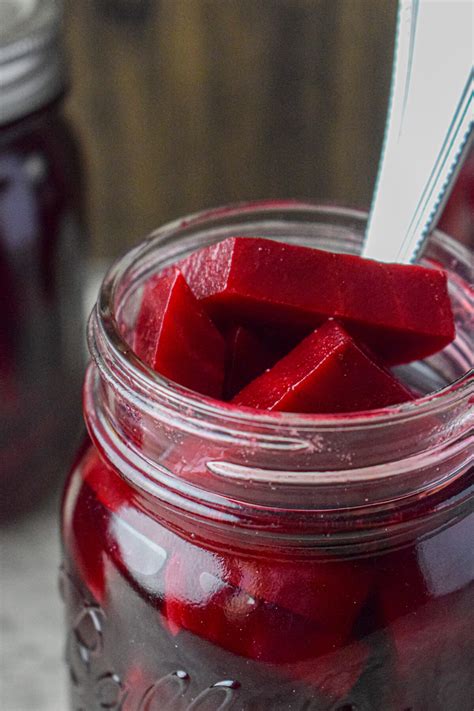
67,445 -> 158,604
224,325 -> 276,399
286,638 -> 371,704
227,554 -> 373,639
63,446 -> 132,604
376,547 -> 429,626
164,547 -> 347,663
133,268 -> 225,397
179,237 -> 454,364
233,320 -> 415,413
374,544 -> 474,708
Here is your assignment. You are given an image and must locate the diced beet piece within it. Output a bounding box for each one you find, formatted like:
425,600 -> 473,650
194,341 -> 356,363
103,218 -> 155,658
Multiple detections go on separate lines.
64,445 -> 148,604
133,268 -> 225,397
376,547 -> 429,627
375,545 -> 473,708
286,638 -> 371,704
224,325 -> 277,399
66,479 -> 107,605
179,237 -> 454,364
63,447 -> 130,605
226,554 -> 373,637
384,596 -> 473,709
164,547 -> 347,663
232,320 -> 415,413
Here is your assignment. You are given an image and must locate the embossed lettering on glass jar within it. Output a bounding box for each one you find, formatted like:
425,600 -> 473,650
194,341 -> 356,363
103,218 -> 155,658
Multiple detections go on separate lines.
61,203 -> 473,711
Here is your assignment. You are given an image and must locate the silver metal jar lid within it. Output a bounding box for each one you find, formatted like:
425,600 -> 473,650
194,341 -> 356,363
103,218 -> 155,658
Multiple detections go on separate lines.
0,0 -> 65,125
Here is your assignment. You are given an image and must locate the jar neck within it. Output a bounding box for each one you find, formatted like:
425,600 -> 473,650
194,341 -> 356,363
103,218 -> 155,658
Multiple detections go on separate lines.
84,202 -> 473,549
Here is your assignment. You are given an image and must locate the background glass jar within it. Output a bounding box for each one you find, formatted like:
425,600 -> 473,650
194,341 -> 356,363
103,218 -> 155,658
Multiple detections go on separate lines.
0,0 -> 87,517
61,203 -> 473,710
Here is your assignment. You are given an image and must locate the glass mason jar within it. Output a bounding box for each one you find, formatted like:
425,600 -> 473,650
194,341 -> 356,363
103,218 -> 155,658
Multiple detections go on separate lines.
60,203 -> 473,711
0,0 -> 87,517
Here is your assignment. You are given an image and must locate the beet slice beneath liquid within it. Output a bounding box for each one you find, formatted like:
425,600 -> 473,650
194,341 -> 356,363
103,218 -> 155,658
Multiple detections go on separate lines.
225,553 -> 373,635
233,320 -> 415,413
164,545 -> 353,664
179,236 -> 454,365
133,268 -> 225,398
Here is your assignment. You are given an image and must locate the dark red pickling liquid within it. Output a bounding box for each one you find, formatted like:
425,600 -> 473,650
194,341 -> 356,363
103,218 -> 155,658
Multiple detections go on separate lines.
61,442 -> 474,710
0,99 -> 86,518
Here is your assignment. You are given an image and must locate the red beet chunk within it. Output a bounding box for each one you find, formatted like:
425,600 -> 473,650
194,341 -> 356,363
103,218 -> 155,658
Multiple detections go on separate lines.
179,237 -> 454,364
233,321 -> 415,413
286,638 -> 371,705
63,446 -> 134,604
226,554 -> 373,637
133,268 -> 225,397
164,547 -> 347,663
224,325 -> 276,399
163,535 -> 373,665
373,546 -> 473,708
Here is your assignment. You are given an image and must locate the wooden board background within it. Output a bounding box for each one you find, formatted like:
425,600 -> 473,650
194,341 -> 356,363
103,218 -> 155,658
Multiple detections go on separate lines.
64,0 -> 398,257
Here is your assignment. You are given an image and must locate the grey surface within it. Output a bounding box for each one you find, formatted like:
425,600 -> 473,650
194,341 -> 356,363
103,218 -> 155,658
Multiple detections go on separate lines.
1,494 -> 68,711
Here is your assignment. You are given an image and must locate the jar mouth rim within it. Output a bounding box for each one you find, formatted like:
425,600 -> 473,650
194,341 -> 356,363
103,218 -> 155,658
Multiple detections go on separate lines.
96,199 -> 473,433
